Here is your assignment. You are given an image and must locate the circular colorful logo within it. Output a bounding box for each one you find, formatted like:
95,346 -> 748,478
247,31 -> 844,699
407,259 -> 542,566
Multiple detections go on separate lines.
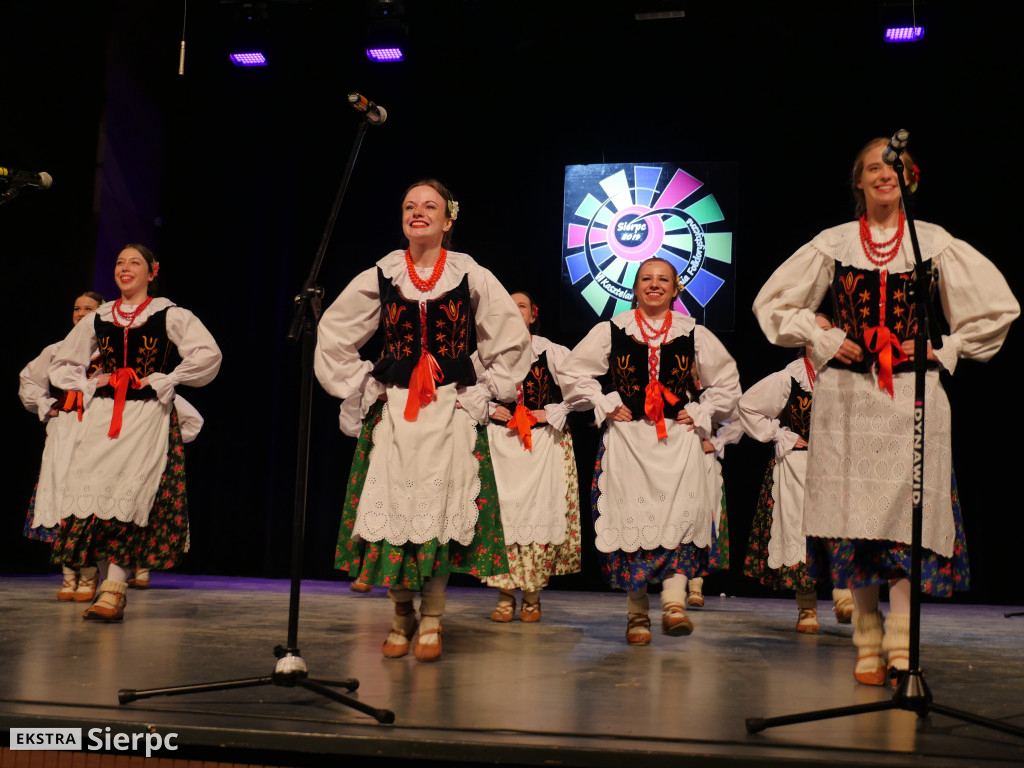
564,164 -> 732,320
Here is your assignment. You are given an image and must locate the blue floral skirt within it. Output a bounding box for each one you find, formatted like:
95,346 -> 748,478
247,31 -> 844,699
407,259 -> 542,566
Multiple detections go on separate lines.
806,473 -> 969,597
590,432 -> 709,591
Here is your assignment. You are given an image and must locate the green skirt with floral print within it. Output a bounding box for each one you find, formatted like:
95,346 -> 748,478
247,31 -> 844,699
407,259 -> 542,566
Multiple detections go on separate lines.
336,401 -> 509,590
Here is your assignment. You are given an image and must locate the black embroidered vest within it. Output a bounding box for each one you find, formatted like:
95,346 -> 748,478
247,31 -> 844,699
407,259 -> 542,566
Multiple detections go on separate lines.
492,350 -> 559,427
94,308 -> 178,401
371,268 -> 477,388
780,376 -> 813,449
829,264 -> 940,374
603,323 -> 696,421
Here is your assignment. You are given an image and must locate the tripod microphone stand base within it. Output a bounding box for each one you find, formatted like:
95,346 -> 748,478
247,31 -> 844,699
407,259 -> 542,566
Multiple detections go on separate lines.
118,645 -> 396,724
746,667 -> 1024,738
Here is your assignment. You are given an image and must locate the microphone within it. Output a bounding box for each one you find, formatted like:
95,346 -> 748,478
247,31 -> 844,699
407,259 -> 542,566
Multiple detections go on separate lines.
882,129 -> 910,166
347,92 -> 388,125
0,167 -> 53,189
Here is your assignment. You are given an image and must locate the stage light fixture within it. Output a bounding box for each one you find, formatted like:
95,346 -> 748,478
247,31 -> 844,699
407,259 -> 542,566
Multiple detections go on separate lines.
880,1 -> 926,43
884,26 -> 925,42
366,47 -> 404,62
365,0 -> 407,63
230,52 -> 268,66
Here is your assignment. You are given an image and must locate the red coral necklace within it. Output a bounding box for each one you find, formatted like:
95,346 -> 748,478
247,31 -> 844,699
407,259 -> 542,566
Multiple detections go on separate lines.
859,210 -> 905,266
405,248 -> 447,292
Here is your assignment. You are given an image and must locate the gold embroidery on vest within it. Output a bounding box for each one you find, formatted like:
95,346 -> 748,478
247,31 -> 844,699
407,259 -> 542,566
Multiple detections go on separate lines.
613,354 -> 639,397
136,335 -> 160,376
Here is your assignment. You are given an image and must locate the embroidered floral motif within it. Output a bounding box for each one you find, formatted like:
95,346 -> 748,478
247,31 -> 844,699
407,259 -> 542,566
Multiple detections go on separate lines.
97,335 -> 117,373
612,354 -> 639,397
890,272 -> 921,339
523,364 -> 551,408
383,303 -> 413,360
665,353 -> 694,399
788,394 -> 812,438
832,267 -> 869,338
135,335 -> 160,377
434,298 -> 469,359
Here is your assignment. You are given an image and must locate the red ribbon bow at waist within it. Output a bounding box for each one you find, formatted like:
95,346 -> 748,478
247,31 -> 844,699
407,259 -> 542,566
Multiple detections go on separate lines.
507,403 -> 538,451
644,380 -> 680,441
61,391 -> 84,421
404,351 -> 443,422
107,367 -> 141,438
863,325 -> 909,399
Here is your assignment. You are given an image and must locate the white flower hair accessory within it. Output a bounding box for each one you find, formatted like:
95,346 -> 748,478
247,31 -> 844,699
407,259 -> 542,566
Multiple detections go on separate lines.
448,199 -> 460,221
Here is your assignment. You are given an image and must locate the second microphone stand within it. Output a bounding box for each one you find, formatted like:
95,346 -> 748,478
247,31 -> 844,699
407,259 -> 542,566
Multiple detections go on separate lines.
118,114 -> 394,724
746,145 -> 1024,740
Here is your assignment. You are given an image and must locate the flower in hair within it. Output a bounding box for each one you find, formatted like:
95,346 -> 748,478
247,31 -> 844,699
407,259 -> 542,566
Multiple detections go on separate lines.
152,261 -> 160,278
448,199 -> 459,221
909,164 -> 921,194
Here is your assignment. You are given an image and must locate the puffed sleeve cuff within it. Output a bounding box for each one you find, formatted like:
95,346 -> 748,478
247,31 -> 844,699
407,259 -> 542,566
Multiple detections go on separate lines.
544,402 -> 571,431
773,428 -> 799,459
456,383 -> 491,425
594,391 -> 622,425
35,396 -> 58,421
359,379 -> 386,419
80,378 -> 99,408
810,326 -> 846,371
709,435 -> 727,458
147,372 -> 176,405
173,395 -> 205,443
933,334 -> 961,374
338,396 -> 364,438
710,419 -> 744,458
684,401 -> 713,437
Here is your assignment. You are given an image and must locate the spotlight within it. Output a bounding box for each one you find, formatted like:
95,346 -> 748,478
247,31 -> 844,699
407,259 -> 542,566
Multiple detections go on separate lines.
222,1 -> 272,67
880,1 -> 926,43
366,47 -> 404,63
884,26 -> 925,42
365,0 -> 407,63
230,52 -> 268,66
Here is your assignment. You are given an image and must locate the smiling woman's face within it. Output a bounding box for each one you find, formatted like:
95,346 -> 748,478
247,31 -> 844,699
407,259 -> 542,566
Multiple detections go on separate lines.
402,184 -> 452,247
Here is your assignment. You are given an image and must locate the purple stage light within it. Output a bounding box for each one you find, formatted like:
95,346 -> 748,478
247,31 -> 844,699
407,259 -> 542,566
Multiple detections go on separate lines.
230,52 -> 268,66
884,26 -> 925,42
366,47 -> 403,62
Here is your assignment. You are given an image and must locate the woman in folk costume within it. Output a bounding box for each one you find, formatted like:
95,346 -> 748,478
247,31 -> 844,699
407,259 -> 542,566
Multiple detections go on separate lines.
47,245 -> 222,621
738,314 -> 854,634
753,138 -> 1018,684
686,415 -> 744,609
19,291 -> 103,601
560,257 -> 741,644
315,180 -> 531,662
477,291 -> 581,623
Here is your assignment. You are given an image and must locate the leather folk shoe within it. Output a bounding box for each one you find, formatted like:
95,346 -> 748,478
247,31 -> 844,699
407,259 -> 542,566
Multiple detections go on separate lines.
661,603 -> 694,636
83,580 -> 127,622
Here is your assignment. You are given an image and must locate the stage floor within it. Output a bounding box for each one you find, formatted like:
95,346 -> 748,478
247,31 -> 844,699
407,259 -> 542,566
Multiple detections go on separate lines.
1,574 -> 1022,767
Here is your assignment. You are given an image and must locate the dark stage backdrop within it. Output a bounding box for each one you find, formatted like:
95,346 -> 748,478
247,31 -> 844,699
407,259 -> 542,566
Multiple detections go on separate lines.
3,1 -> 1021,604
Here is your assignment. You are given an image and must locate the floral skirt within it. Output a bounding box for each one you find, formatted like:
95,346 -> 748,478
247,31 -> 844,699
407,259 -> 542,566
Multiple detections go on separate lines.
744,458 -> 818,593
707,484 -> 730,574
806,473 -> 969,597
51,409 -> 189,571
24,480 -> 59,544
590,433 -> 709,591
336,401 -> 509,591
485,431 -> 582,592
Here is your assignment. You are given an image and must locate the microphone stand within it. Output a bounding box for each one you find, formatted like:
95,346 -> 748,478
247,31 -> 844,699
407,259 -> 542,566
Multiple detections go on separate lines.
0,182 -> 23,205
118,113 -> 395,724
746,144 -> 1024,739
